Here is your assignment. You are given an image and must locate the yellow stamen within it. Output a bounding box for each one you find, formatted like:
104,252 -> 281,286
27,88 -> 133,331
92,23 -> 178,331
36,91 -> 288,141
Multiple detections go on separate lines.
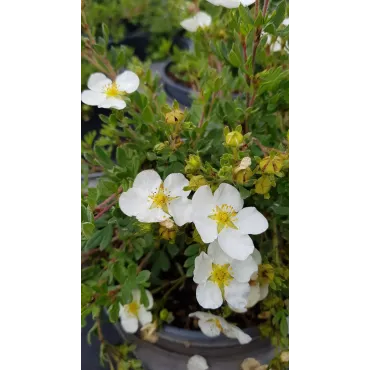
104,82 -> 120,98
209,204 -> 238,233
127,302 -> 140,316
148,183 -> 178,213
210,263 -> 232,289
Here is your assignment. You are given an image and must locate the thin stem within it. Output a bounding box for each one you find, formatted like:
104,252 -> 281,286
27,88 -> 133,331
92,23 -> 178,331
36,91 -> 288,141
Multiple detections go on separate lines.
137,251 -> 153,273
272,218 -> 280,266
95,188 -> 123,210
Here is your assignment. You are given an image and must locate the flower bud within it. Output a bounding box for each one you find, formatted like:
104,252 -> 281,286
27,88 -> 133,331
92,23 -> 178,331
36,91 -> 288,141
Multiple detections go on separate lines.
241,358 -> 268,370
258,264 -> 274,285
165,109 -> 184,125
140,321 -> 158,344
185,154 -> 202,173
187,175 -> 208,191
160,219 -> 175,229
234,167 -> 253,185
160,309 -> 169,321
159,225 -> 176,242
154,142 -> 168,153
137,222 -> 152,233
225,131 -> 244,147
255,175 -> 272,195
259,154 -> 283,174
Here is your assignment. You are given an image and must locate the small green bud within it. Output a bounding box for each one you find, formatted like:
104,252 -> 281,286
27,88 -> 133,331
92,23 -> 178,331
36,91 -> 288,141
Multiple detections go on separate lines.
159,225 -> 176,242
225,131 -> 244,147
160,309 -> 169,321
154,142 -> 168,153
185,154 -> 202,173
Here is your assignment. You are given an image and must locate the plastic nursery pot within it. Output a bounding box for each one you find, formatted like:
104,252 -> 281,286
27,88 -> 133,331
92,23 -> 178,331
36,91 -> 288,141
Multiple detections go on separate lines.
81,106 -> 111,139
160,61 -> 196,107
109,30 -> 151,61
161,62 -> 245,108
115,323 -> 274,370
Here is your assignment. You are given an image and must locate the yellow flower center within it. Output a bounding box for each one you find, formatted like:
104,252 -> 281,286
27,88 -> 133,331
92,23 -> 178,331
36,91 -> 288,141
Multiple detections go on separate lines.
104,82 -> 120,98
148,183 -> 178,214
209,204 -> 238,233
210,263 -> 232,288
127,302 -> 140,316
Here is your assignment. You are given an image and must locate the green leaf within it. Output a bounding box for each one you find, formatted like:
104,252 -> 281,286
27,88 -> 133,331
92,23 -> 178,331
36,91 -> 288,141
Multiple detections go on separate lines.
136,270 -> 151,284
85,228 -> 105,250
271,1 -> 287,28
186,265 -> 195,277
238,186 -> 251,200
93,43 -> 105,56
108,301 -> 120,323
100,224 -> 113,250
280,315 -> 289,337
184,255 -> 196,268
184,244 -> 200,257
82,222 -> 95,239
167,244 -> 179,258
102,23 -> 109,44
158,251 -> 170,271
95,146 -> 113,169
142,105 -> 155,122
228,49 -> 242,68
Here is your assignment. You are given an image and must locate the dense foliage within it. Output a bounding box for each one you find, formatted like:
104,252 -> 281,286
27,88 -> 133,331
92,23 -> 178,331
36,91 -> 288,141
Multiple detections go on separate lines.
81,1 -> 289,369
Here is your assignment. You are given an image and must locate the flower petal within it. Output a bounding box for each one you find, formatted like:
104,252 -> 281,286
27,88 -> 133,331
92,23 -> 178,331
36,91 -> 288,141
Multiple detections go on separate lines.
168,198 -> 192,226
259,284 -> 269,301
196,281 -> 223,309
187,355 -> 209,370
213,183 -> 243,212
189,311 -> 215,321
193,252 -> 213,284
218,228 -> 254,260
222,323 -> 252,345
224,280 -> 250,310
198,318 -> 221,338
120,315 -> 139,333
136,207 -> 170,223
181,17 -> 199,32
236,207 -> 268,235
230,255 -> 258,283
81,90 -> 106,106
119,188 -> 150,218
164,173 -> 190,197
240,0 -> 256,6
98,98 -> 126,110
87,72 -> 111,92
138,306 -> 152,326
207,240 -> 233,265
133,170 -> 162,194
194,12 -> 212,28
246,284 -> 261,308
116,71 -> 140,93
219,0 -> 242,9
192,186 -> 217,243
251,248 -> 262,265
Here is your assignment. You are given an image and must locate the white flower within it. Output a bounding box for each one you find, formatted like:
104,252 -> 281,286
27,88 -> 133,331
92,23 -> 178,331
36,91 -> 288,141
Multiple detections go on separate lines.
283,18 -> 289,26
227,249 -> 269,312
193,240 -> 258,309
187,355 -> 209,370
81,71 -> 139,110
206,0 -> 255,9
119,170 -> 192,226
180,11 -> 212,32
189,311 -> 252,344
119,289 -> 153,333
192,183 -> 268,260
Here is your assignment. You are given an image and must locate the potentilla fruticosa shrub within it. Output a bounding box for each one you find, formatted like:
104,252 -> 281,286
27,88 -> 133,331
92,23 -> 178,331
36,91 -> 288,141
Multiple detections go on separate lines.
81,1 -> 288,369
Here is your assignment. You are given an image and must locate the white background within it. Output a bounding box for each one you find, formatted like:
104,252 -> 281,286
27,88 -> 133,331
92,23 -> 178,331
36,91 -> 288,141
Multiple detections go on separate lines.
0,0 -> 370,369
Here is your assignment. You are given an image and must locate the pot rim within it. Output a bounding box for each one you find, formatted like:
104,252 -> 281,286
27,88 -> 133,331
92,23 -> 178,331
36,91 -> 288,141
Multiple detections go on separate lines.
160,61 -> 196,96
115,320 -> 262,349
